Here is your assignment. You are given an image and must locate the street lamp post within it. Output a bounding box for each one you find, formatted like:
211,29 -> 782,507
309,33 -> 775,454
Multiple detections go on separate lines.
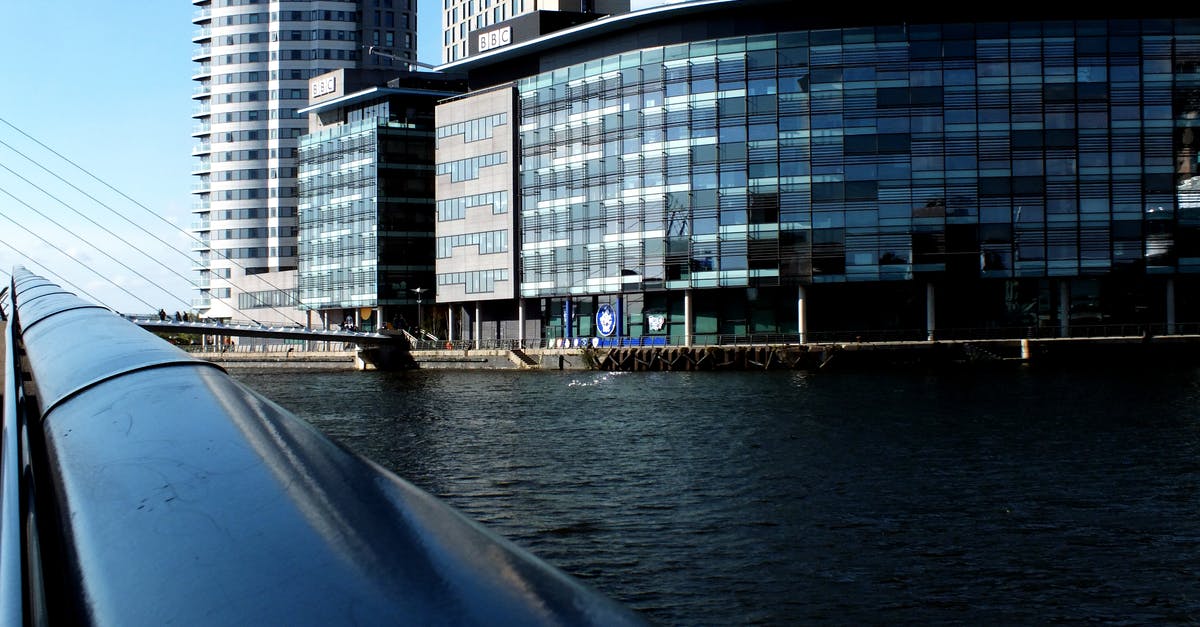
411,287 -> 426,335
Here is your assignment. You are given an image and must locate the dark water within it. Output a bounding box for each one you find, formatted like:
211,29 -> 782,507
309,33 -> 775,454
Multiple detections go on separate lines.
231,366 -> 1200,625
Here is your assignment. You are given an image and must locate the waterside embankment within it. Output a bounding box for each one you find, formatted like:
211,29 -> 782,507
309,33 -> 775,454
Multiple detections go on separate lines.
190,334 -> 1200,371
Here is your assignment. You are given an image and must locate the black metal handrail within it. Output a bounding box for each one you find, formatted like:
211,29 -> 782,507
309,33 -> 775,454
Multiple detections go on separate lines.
408,320 -> 1199,353
3,268 -> 643,626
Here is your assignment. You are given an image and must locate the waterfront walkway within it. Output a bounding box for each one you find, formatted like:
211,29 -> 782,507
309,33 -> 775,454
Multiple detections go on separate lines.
188,332 -> 1200,371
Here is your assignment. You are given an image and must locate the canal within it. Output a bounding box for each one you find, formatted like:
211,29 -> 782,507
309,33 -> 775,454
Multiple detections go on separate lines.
232,366 -> 1200,625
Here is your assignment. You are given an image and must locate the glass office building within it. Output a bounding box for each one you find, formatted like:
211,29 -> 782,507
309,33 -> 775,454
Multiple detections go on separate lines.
440,2 -> 1200,341
299,72 -> 462,332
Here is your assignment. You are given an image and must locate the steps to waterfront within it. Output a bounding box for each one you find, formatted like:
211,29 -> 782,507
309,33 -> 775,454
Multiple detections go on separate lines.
508,348 -> 539,369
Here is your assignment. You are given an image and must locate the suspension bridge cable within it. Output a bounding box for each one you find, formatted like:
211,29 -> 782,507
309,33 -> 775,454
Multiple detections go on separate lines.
0,159 -> 205,288
0,189 -> 158,312
0,170 -> 194,311
0,235 -> 114,309
0,119 -> 308,313
0,137 -> 306,326
0,158 -> 287,327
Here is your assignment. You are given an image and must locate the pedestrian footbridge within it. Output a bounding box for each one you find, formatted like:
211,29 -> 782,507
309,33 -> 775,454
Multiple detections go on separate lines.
0,268 -> 641,625
127,315 -> 403,345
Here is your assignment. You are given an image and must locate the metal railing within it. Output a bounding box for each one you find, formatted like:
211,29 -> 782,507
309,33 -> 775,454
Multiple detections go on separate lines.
411,321 -> 1200,352
1,268 -> 642,626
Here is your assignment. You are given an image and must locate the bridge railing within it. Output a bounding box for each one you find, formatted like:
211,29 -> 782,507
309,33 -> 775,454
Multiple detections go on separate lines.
1,268 -> 642,626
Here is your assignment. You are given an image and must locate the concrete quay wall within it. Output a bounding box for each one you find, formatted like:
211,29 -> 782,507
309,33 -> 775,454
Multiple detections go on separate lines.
190,335 -> 1200,372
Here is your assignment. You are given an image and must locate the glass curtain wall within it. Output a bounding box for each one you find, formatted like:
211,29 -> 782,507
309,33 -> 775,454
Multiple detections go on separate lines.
516,19 -> 1200,334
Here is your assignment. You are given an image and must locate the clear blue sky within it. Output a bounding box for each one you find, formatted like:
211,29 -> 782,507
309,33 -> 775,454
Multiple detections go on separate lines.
0,1 -> 669,313
0,1 -> 445,313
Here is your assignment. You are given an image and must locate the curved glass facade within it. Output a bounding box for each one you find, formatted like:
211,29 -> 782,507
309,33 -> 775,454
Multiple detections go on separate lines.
512,18 -> 1200,337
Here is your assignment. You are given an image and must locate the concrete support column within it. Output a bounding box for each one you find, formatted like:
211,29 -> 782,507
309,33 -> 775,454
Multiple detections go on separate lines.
474,301 -> 482,350
1167,278 -> 1176,335
615,296 -> 622,340
925,282 -> 936,341
684,289 -> 693,348
1059,281 -> 1070,338
518,298 -> 526,345
564,299 -> 572,341
797,285 -> 807,345
448,306 -> 455,342
305,310 -> 312,351
376,306 -> 384,332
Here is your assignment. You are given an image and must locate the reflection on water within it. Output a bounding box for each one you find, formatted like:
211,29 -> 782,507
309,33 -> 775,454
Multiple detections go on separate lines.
233,366 -> 1200,625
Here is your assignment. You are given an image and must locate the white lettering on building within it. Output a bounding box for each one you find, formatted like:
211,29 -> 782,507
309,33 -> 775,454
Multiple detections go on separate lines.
478,26 -> 512,52
311,76 -> 337,99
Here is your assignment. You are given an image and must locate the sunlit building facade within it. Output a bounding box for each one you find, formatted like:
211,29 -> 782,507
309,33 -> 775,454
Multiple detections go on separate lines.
190,0 -> 417,323
441,0 -> 629,63
298,70 -> 464,332
436,2 -> 1200,343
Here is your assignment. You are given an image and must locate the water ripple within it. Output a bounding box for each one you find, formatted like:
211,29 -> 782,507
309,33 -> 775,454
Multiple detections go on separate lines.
235,367 -> 1200,626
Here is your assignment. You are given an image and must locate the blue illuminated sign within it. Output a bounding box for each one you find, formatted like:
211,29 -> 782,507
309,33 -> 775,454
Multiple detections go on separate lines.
596,303 -> 616,337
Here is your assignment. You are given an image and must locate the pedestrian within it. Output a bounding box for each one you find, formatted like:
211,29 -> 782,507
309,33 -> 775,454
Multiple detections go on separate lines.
158,309 -> 167,321
174,311 -> 181,322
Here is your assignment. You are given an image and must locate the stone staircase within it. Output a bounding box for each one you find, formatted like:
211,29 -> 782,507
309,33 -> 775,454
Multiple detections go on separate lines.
508,348 -> 539,369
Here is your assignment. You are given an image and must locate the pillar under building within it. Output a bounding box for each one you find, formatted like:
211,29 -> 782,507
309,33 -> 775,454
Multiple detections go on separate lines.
1167,278 -> 1176,335
1059,281 -> 1070,338
518,298 -> 526,344
925,282 -> 936,341
797,285 -> 807,345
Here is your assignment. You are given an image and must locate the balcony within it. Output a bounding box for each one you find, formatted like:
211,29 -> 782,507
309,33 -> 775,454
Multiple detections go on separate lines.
191,297 -> 212,310
192,159 -> 211,175
192,63 -> 211,81
192,26 -> 212,42
192,102 -> 210,117
191,220 -> 211,231
192,83 -> 211,98
192,43 -> 211,61
192,7 -> 211,22
192,121 -> 210,136
191,182 -> 211,194
192,142 -> 211,156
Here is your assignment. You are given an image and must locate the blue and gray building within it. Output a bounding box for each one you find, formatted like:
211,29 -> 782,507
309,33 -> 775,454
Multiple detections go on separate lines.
298,69 -> 464,331
431,2 -> 1200,344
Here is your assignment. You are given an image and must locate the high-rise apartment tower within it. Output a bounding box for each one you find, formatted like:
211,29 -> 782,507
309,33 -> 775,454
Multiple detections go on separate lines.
191,0 -> 417,322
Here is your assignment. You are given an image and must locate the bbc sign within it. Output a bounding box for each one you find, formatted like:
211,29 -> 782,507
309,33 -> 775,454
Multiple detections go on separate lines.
311,75 -> 337,99
478,26 -> 512,52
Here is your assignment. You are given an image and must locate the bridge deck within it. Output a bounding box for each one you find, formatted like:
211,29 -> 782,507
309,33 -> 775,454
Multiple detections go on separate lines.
130,318 -> 404,345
